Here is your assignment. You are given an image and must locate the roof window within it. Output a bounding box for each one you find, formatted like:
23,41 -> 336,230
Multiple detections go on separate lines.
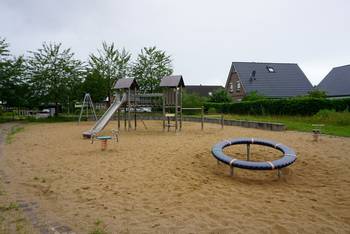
266,66 -> 275,73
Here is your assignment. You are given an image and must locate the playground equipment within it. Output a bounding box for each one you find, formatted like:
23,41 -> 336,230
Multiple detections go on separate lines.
160,75 -> 184,131
91,130 -> 119,151
114,75 -> 185,132
211,138 -> 297,177
82,93 -> 127,138
82,75 -> 186,138
114,78 -> 139,131
78,93 -> 97,124
96,136 -> 112,151
312,124 -> 324,142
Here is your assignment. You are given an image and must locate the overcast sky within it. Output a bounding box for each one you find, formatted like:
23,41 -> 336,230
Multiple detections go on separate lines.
1,0 -> 349,86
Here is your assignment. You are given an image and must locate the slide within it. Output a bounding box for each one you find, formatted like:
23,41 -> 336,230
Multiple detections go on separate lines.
83,93 -> 127,138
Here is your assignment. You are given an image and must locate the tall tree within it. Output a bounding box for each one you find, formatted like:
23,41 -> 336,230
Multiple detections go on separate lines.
0,37 -> 10,60
132,46 -> 173,93
27,42 -> 85,114
0,37 -> 11,105
0,38 -> 29,108
81,69 -> 109,103
89,42 -> 131,105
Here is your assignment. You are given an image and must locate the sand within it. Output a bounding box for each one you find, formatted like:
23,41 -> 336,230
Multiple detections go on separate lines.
1,121 -> 350,233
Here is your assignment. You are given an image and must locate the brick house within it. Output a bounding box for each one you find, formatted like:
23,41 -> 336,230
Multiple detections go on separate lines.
225,62 -> 313,101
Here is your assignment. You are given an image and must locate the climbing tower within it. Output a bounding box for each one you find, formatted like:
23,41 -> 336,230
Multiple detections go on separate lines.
159,75 -> 185,131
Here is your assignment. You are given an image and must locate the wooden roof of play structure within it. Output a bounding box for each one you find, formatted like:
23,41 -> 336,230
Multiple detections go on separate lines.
114,78 -> 139,89
160,75 -> 185,88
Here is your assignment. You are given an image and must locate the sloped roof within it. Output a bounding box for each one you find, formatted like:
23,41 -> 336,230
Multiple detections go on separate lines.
160,75 -> 185,88
114,78 -> 139,89
185,85 -> 224,97
317,64 -> 350,97
228,62 -> 313,98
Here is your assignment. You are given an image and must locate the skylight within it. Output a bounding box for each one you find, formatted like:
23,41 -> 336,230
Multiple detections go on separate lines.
266,66 -> 275,73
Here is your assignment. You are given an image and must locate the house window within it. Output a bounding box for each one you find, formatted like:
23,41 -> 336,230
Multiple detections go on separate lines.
229,82 -> 234,93
266,66 -> 275,73
236,81 -> 241,92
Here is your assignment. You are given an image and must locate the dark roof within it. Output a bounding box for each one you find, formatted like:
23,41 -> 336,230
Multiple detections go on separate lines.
317,64 -> 350,97
114,78 -> 139,89
227,62 -> 313,98
159,75 -> 185,88
185,85 -> 224,97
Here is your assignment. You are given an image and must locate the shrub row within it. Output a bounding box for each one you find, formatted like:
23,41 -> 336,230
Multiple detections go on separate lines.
204,98 -> 350,116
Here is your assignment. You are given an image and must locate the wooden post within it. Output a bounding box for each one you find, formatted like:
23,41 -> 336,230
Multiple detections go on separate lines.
134,87 -> 137,130
175,88 -> 178,131
167,116 -> 170,132
128,88 -> 131,130
124,104 -> 127,130
179,86 -> 182,131
201,106 -> 204,130
247,144 -> 250,161
221,114 -> 224,129
162,90 -> 166,131
118,108 -> 120,130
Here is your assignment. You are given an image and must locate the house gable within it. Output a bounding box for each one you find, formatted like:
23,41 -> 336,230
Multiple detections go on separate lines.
225,65 -> 246,101
225,62 -> 313,98
317,64 -> 350,97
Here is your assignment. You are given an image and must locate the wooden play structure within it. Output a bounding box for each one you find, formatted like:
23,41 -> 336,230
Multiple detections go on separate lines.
160,75 -> 184,132
114,75 -> 185,132
114,78 -> 139,131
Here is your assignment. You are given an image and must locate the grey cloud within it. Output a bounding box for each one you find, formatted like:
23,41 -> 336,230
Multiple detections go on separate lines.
1,0 -> 349,85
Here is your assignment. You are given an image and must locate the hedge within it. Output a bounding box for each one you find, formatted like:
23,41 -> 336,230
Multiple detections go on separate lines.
204,98 -> 350,116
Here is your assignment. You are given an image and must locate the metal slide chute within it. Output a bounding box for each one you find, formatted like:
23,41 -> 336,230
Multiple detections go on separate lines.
83,93 -> 127,138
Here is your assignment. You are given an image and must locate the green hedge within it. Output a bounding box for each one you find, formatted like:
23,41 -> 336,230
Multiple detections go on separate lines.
204,98 -> 350,116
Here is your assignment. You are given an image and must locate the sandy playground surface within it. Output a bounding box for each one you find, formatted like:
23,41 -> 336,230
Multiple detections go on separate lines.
1,121 -> 350,233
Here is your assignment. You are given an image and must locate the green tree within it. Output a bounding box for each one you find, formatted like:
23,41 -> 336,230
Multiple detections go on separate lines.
0,37 -> 10,60
0,37 -> 11,105
242,91 -> 267,101
132,46 -> 173,93
81,69 -> 109,102
208,88 -> 232,103
0,38 -> 29,108
307,89 -> 327,98
89,42 -> 131,105
27,42 -> 85,114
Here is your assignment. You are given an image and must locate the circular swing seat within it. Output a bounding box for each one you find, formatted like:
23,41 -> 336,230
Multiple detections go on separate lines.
211,138 -> 297,173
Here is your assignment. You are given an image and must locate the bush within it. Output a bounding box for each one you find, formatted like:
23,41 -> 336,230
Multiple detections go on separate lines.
204,98 -> 350,116
208,88 -> 232,103
182,91 -> 207,115
307,89 -> 327,98
242,91 -> 266,101
207,107 -> 217,114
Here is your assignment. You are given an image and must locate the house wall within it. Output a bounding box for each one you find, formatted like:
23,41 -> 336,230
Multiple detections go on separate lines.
225,72 -> 245,101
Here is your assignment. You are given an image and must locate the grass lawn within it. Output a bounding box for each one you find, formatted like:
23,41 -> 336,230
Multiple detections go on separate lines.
2,110 -> 350,137
225,114 -> 350,137
200,111 -> 350,137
